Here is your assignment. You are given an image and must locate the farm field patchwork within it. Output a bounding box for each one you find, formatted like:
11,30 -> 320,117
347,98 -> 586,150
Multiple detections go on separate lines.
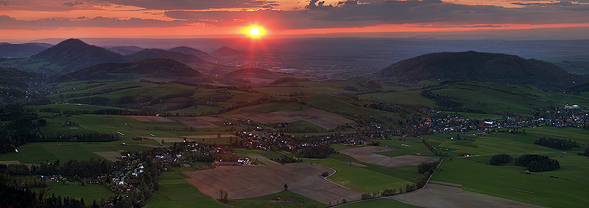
183,164 -> 363,204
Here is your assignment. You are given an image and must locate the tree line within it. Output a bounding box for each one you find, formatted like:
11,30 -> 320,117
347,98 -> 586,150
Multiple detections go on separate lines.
534,137 -> 579,150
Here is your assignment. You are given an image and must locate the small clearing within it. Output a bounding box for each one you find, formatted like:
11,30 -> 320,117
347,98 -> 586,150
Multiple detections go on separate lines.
390,181 -> 544,208
184,165 -> 362,204
231,108 -> 353,129
339,146 -> 438,167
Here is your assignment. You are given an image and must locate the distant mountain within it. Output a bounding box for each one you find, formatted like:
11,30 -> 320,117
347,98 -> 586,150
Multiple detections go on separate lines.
169,46 -> 215,61
212,46 -> 248,58
1,39 -> 125,74
378,51 -> 577,89
0,42 -> 51,58
0,39 -> 236,76
59,58 -> 203,81
105,46 -> 143,56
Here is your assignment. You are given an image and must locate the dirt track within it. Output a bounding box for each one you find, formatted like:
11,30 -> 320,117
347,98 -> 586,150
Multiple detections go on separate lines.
390,181 -> 544,208
339,146 -> 439,167
184,165 -> 362,204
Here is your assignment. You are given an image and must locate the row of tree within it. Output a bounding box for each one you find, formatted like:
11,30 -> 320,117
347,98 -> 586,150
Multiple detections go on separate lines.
534,137 -> 580,150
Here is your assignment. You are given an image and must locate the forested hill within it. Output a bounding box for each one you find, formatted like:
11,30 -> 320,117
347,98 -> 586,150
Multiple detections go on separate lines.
30,39 -> 124,73
378,51 -> 581,90
59,58 -> 203,81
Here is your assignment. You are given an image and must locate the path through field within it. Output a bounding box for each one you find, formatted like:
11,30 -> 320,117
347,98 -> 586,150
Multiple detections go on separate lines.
184,165 -> 362,204
339,146 -> 439,167
389,181 -> 545,208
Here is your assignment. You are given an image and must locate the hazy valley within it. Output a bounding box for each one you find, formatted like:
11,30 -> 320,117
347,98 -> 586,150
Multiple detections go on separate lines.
1,38 -> 589,208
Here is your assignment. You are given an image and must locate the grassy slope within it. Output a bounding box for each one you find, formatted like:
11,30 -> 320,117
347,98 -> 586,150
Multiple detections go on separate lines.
426,80 -> 589,115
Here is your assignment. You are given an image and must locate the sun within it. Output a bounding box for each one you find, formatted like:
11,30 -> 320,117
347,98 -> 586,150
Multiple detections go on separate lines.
244,25 -> 266,38
249,27 -> 261,36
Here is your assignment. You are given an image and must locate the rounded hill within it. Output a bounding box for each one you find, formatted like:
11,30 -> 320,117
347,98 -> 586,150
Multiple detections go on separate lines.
378,51 -> 576,89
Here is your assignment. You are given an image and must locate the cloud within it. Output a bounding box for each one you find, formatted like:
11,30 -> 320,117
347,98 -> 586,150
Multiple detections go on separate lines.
0,1 -> 8,6
306,0 -> 334,10
63,1 -> 83,6
89,0 -> 280,10
0,15 -> 190,29
1,0 -> 588,32
164,0 -> 589,30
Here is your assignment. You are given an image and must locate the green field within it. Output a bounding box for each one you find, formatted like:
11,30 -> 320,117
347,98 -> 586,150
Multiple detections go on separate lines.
0,139 -> 155,164
372,137 -> 437,157
46,182 -> 113,203
424,131 -> 585,157
427,126 -> 589,208
432,157 -> 589,208
145,172 -> 225,208
309,158 -> 411,193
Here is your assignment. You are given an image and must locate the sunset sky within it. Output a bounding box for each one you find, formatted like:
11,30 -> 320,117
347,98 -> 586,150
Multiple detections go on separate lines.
1,0 -> 589,41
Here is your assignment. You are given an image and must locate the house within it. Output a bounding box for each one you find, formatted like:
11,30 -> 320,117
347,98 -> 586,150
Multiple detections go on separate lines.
237,158 -> 249,165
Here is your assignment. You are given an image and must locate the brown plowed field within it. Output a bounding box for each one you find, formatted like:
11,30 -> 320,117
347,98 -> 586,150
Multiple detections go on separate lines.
184,165 -> 362,204
231,108 -> 354,129
390,181 -> 544,208
339,146 -> 438,167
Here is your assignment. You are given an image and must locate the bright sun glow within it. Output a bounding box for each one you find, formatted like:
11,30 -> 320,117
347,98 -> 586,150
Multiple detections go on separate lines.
244,25 -> 266,38
249,27 -> 261,36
